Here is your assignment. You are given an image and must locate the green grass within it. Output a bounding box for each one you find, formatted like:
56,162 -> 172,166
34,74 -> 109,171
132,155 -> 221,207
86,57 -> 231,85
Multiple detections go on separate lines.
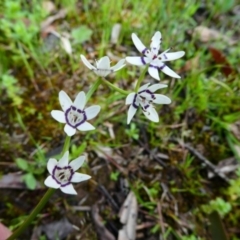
0,0 -> 240,239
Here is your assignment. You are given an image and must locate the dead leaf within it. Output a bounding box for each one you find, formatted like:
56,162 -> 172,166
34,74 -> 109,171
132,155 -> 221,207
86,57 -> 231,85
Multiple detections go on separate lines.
192,26 -> 236,45
103,122 -> 115,139
111,24 -> 121,44
91,205 -> 116,240
118,191 -> 138,240
42,218 -> 74,240
180,56 -> 199,72
229,121 -> 240,141
208,47 -> 236,77
59,35 -> 72,55
0,173 -> 42,189
208,157 -> 239,178
42,1 -> 56,14
40,9 -> 67,31
45,30 -> 72,55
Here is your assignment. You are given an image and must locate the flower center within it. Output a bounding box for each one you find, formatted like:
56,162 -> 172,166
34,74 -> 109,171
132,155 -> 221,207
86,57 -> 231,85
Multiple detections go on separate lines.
53,166 -> 74,187
65,106 -> 86,128
137,89 -> 156,111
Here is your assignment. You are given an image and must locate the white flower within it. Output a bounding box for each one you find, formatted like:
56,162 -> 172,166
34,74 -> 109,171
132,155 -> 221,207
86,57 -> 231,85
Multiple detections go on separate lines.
125,83 -> 171,124
51,90 -> 101,136
80,55 -> 125,77
44,151 -> 91,195
126,31 -> 185,80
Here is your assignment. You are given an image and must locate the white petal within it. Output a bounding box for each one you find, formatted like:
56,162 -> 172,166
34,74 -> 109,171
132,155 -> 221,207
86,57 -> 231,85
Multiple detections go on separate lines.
148,84 -> 168,92
69,156 -> 85,171
127,104 -> 138,124
80,55 -> 96,70
153,94 -> 171,104
125,92 -> 136,105
148,66 -> 160,80
150,31 -> 161,55
138,83 -> 151,92
132,33 -> 147,53
77,121 -> 95,131
71,172 -> 91,183
64,124 -> 77,136
60,36 -> 72,55
160,51 -> 185,62
51,110 -> 66,123
126,56 -> 150,66
142,107 -> 159,122
47,158 -> 57,174
110,59 -> 125,71
44,176 -> 60,189
85,105 -> 101,120
96,56 -> 111,69
161,65 -> 181,78
60,184 -> 77,195
73,91 -> 86,109
59,90 -> 72,111
58,151 -> 69,167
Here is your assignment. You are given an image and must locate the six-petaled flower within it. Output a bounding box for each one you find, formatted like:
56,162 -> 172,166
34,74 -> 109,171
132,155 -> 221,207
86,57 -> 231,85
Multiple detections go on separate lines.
51,90 -> 101,136
125,83 -> 171,124
126,31 -> 185,80
44,151 -> 91,195
80,55 -> 125,77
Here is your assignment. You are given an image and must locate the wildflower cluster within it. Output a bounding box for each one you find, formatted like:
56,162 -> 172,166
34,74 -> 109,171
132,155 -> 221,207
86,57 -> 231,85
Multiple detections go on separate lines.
45,31 -> 185,194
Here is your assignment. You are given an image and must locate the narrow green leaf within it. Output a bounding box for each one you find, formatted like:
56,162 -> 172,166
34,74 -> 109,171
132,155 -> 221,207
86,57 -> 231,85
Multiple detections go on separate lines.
209,211 -> 229,240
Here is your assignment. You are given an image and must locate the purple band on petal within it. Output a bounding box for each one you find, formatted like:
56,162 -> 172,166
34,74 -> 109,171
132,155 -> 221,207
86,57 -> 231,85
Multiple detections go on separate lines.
132,94 -> 138,109
149,64 -> 165,70
159,64 -> 166,70
141,57 -> 146,65
146,90 -> 155,99
139,89 -> 152,95
142,48 -> 148,54
163,54 -> 167,60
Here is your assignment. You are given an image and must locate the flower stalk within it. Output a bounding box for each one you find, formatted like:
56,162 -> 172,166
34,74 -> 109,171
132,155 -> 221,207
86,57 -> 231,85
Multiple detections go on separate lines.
7,188 -> 55,240
7,136 -> 72,240
134,65 -> 149,92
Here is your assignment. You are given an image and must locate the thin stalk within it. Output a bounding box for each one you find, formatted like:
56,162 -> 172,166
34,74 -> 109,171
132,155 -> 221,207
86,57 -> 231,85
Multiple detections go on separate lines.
86,78 -> 102,101
101,78 -> 128,95
61,136 -> 71,156
134,65 -> 149,92
7,135 -> 72,240
7,188 -> 55,240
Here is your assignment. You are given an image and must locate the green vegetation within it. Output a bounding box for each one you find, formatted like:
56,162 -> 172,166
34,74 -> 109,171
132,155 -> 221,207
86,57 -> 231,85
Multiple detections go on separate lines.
0,0 -> 239,239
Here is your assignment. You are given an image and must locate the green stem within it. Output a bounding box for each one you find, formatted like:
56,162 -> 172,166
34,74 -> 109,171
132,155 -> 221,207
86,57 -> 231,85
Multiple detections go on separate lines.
61,136 -> 71,156
101,78 -> 128,95
134,65 -> 149,92
7,135 -> 71,240
86,78 -> 102,101
7,188 -> 55,240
